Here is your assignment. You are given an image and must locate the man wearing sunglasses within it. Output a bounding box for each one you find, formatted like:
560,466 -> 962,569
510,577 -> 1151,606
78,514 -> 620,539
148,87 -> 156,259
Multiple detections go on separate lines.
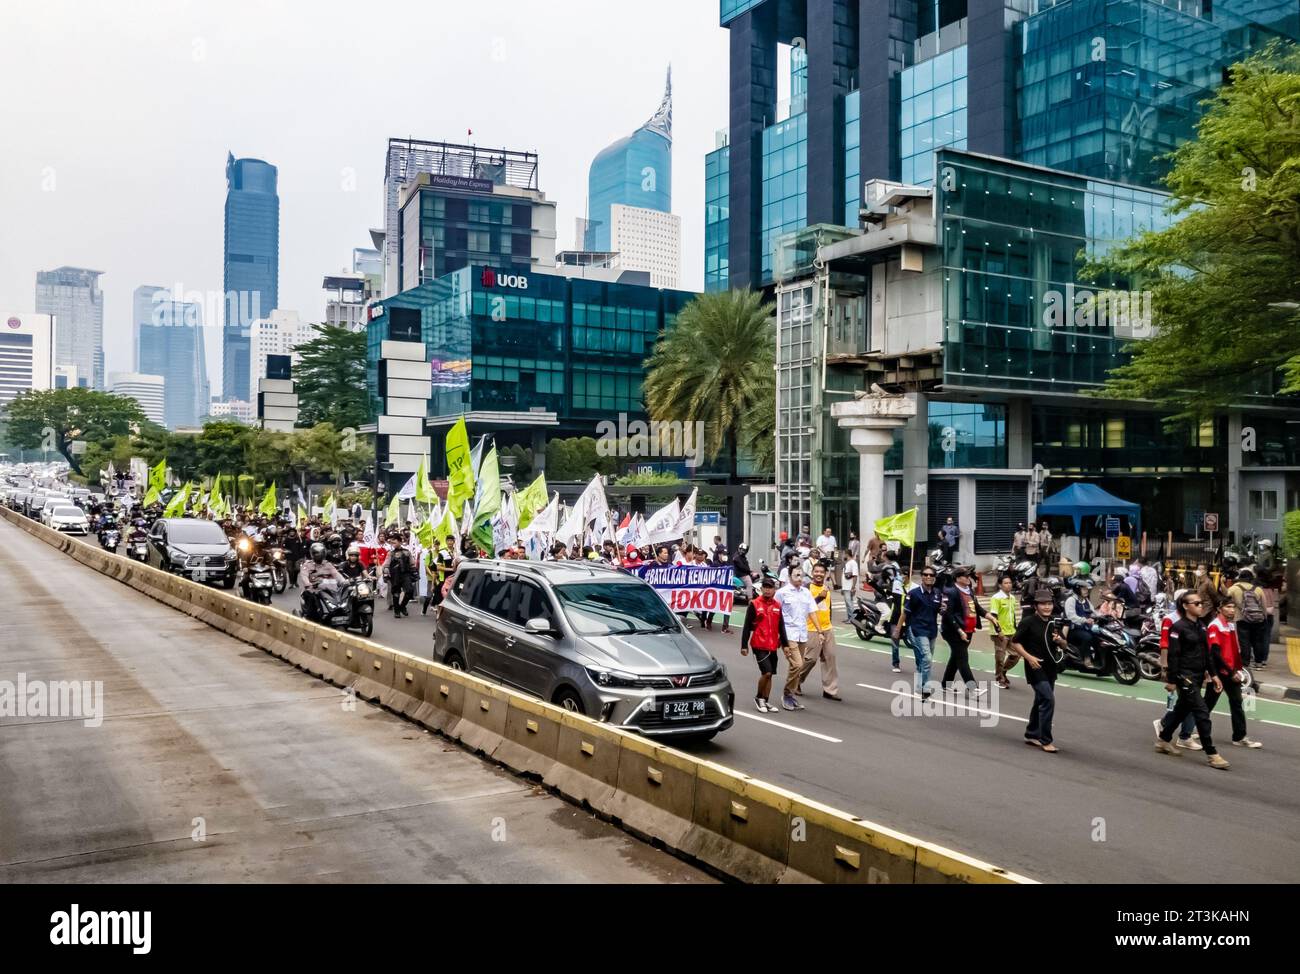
895,566 -> 943,698
1155,591 -> 1230,770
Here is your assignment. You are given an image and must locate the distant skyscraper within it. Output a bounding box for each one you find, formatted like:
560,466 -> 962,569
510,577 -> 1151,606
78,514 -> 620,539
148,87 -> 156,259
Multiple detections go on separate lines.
108,372 -> 166,426
585,67 -> 673,253
223,153 -> 280,402
34,267 -> 104,390
609,204 -> 681,288
249,309 -> 316,387
0,312 -> 55,405
134,286 -> 210,430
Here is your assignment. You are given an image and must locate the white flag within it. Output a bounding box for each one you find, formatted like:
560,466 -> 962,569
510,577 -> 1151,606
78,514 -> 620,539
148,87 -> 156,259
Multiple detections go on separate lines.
523,493 -> 559,536
556,499 -> 586,544
579,474 -> 608,523
672,487 -> 698,540
397,473 -> 417,500
646,498 -> 683,545
362,513 -> 377,546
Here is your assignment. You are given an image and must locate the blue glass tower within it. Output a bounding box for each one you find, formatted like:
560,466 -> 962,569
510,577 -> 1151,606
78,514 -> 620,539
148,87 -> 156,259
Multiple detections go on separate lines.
222,153 -> 279,402
585,68 -> 673,251
134,286 -> 210,429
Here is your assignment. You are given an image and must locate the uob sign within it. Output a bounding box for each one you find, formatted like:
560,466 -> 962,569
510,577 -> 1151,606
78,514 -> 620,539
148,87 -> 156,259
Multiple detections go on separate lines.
480,268 -> 529,290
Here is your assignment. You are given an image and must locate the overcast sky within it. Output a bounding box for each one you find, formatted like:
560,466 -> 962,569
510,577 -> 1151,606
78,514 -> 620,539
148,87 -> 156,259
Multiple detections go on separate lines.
0,0 -> 732,396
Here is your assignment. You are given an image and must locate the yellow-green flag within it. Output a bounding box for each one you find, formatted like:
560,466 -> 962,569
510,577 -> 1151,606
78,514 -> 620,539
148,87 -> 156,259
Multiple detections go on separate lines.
297,504 -> 309,526
515,474 -> 548,531
258,483 -> 277,516
415,456 -> 436,505
142,486 -> 161,507
208,475 -> 225,516
323,494 -> 336,523
415,518 -> 435,549
164,483 -> 190,517
446,416 -> 475,517
148,459 -> 166,494
384,494 -> 400,528
874,507 -> 918,546
471,447 -> 500,551
432,507 -> 459,550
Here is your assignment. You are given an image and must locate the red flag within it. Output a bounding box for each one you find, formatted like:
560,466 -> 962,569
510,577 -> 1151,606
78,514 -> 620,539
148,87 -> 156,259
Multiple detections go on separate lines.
618,512 -> 631,530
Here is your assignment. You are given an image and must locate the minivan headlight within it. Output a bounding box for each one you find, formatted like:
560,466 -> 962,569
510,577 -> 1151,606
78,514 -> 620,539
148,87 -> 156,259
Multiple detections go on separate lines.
586,667 -> 640,688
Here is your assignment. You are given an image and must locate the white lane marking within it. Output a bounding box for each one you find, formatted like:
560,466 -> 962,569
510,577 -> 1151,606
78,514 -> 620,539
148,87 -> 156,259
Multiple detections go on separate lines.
855,682 -> 1029,723
733,710 -> 843,743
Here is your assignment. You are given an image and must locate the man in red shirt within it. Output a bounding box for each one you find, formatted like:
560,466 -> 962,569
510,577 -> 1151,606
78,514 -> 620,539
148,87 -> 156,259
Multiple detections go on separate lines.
740,577 -> 788,713
1205,601 -> 1263,749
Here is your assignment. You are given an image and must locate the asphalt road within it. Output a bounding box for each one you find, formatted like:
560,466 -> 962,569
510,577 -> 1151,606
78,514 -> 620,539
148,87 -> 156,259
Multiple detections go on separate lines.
270,578 -> 1300,883
0,520 -> 712,884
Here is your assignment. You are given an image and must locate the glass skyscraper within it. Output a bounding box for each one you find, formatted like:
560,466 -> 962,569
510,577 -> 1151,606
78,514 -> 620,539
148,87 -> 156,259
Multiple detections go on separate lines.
134,286 -> 210,429
584,68 -> 673,252
222,153 -> 279,402
34,266 -> 104,391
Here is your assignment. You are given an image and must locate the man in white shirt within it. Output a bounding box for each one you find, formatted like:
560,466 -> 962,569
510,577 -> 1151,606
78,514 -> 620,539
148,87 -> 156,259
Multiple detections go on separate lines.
775,567 -> 816,712
816,527 -> 838,555
840,554 -> 859,620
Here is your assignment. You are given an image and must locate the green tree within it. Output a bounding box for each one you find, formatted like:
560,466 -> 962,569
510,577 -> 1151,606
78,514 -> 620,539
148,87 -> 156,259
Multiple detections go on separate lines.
643,289 -> 776,479
545,436 -> 617,481
614,470 -> 684,486
294,324 -> 371,430
1085,41 -> 1300,419
1,388 -> 145,476
194,420 -> 253,479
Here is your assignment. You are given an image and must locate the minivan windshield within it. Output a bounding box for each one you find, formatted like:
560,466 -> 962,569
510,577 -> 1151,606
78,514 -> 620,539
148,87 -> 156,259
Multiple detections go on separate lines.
167,521 -> 229,546
553,582 -> 679,637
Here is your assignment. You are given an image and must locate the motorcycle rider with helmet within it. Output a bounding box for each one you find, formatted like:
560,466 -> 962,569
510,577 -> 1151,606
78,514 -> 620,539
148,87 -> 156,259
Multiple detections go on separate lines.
339,543 -> 371,582
1063,575 -> 1100,668
299,542 -> 344,621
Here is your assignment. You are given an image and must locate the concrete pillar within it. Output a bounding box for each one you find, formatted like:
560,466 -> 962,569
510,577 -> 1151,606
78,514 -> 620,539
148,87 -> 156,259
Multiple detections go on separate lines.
1227,411 -> 1242,539
531,429 -> 547,477
902,392 -> 930,538
1007,396 -> 1033,469
832,391 -> 918,540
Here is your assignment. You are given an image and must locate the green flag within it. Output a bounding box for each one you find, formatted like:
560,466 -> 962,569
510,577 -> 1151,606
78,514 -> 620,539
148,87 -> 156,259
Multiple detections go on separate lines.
415,456 -> 437,505
432,507 -> 459,550
446,416 -> 475,518
297,504 -> 309,526
142,486 -> 161,507
164,483 -> 190,518
515,474 -> 548,531
384,494 -> 400,528
208,475 -> 225,517
258,483 -> 277,516
874,507 -> 918,547
323,494 -> 336,523
471,447 -> 500,550
148,459 -> 166,494
415,518 -> 435,549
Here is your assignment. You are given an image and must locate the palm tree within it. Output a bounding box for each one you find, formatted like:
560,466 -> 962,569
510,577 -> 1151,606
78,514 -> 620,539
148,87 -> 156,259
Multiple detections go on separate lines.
643,289 -> 775,480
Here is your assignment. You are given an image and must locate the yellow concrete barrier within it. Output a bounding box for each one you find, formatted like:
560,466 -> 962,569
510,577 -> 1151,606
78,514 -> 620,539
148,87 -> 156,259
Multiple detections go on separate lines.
1,505 -> 1033,884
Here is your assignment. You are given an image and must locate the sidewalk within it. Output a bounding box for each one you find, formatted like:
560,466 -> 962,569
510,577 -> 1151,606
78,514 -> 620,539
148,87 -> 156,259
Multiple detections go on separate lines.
1261,624 -> 1300,701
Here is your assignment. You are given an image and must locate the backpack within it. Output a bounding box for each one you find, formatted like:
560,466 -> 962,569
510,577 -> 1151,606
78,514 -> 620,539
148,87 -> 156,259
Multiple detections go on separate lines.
1239,583 -> 1268,624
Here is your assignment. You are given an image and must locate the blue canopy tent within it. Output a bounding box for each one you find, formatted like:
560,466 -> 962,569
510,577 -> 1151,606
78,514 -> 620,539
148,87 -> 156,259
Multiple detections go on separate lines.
1037,483 -> 1141,535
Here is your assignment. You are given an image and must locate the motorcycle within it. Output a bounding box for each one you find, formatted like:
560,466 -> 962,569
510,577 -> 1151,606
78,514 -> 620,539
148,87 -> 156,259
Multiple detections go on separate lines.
99,528 -> 121,553
1137,617 -> 1163,681
300,577 -> 375,638
926,548 -> 976,591
126,533 -> 149,562
240,557 -> 275,605
993,553 -> 1040,592
266,545 -> 289,594
1049,616 -> 1141,685
850,580 -> 913,649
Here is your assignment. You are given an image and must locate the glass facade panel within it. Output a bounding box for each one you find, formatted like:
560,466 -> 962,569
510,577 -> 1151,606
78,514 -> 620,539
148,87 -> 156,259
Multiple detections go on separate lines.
900,46 -> 968,186
844,90 -> 861,226
762,112 -> 808,282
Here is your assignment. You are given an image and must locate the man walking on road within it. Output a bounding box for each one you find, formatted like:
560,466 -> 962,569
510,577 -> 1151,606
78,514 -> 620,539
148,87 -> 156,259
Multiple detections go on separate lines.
799,564 -> 841,701
1012,590 -> 1070,753
1205,600 -> 1263,749
740,577 -> 787,713
775,567 -> 817,712
940,566 -> 987,696
896,566 -> 943,698
1227,567 -> 1271,670
1155,591 -> 1230,770
989,574 -> 1020,690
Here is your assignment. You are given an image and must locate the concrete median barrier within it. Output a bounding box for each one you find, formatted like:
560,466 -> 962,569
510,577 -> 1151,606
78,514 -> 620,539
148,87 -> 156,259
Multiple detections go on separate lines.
1,505 -> 1034,884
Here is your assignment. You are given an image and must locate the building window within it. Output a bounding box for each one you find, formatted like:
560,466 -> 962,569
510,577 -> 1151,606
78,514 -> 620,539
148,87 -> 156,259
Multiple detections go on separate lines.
1248,490 -> 1279,522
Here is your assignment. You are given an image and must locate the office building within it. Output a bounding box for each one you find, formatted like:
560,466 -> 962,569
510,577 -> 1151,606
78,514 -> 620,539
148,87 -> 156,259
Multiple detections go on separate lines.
0,312 -> 55,405
381,139 -> 553,297
223,153 -> 280,402
34,267 -> 104,390
52,364 -> 83,390
207,398 -> 255,424
108,372 -> 166,426
609,204 -> 681,288
366,262 -> 695,487
250,309 -> 316,391
584,67 -> 674,256
134,286 -> 210,429
710,0 -> 1300,546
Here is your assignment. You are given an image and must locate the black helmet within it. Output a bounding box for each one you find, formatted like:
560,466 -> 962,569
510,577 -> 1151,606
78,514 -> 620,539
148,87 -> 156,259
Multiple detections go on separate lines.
310,542 -> 327,562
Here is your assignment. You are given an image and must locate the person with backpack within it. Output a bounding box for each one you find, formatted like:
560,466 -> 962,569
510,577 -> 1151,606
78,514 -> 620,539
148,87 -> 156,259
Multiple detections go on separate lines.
1228,567 -> 1271,670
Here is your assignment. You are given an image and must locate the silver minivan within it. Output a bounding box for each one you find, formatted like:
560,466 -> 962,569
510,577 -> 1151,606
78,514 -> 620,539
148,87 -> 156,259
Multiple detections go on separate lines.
434,560 -> 734,744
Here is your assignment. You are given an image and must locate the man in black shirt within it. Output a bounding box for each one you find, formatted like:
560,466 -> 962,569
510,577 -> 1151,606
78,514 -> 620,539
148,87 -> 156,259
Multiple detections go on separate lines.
1011,590 -> 1070,753
1156,591 -> 1230,769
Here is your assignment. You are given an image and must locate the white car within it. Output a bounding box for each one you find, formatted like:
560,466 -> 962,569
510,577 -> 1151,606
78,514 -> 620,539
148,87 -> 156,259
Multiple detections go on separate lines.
38,496 -> 73,525
47,505 -> 90,535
